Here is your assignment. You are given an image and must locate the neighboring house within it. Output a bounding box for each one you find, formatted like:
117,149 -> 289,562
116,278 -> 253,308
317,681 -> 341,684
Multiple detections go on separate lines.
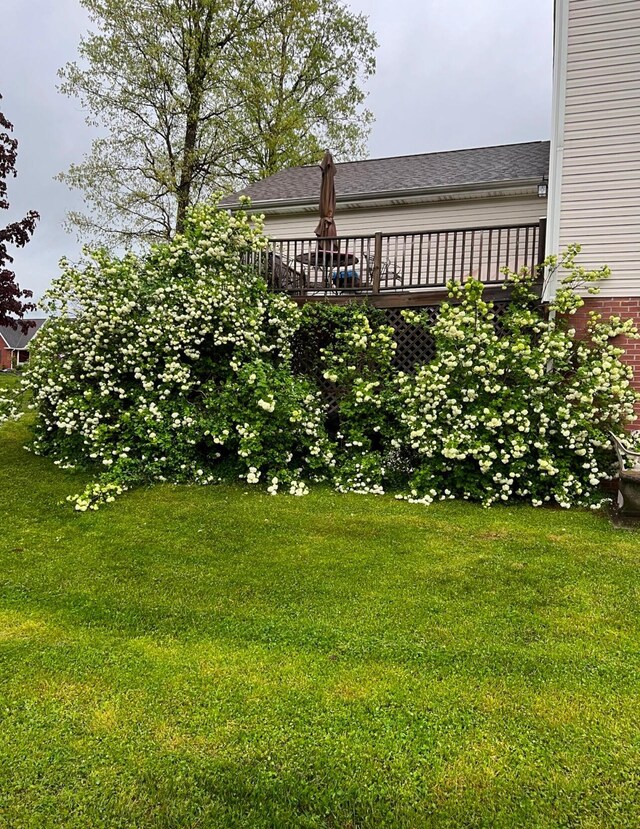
545,0 -> 640,422
222,140 -> 549,241
0,319 -> 45,370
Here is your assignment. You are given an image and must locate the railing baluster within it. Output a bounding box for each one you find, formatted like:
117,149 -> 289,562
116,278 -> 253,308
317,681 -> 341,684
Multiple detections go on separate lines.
251,224 -> 537,297
451,232 -> 458,284
487,229 -> 493,283
425,232 -> 431,286
469,230 -> 475,280
432,233 -> 437,287
442,232 -> 448,287
393,235 -> 399,289
372,232 -> 382,294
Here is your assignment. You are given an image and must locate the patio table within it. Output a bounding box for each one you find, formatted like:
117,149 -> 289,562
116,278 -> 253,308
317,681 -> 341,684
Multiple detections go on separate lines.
294,250 -> 360,290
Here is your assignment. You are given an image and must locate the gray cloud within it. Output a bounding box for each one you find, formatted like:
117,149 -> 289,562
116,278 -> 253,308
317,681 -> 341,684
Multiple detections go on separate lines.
0,0 -> 553,305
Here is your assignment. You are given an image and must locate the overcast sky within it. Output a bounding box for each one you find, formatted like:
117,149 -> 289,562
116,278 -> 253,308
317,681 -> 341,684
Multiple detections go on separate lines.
1,0 -> 554,305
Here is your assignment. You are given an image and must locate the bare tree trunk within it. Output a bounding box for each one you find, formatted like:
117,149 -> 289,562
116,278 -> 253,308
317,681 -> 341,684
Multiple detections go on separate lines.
175,4 -> 212,235
176,113 -> 200,235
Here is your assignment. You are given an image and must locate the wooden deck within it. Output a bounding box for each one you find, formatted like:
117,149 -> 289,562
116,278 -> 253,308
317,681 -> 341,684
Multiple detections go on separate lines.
249,219 -> 547,307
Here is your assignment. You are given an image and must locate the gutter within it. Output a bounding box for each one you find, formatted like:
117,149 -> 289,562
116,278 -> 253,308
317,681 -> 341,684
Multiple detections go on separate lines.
223,178 -> 545,213
543,0 -> 569,302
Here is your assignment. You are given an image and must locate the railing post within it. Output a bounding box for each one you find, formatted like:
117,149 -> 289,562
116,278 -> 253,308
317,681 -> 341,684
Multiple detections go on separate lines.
372,232 -> 382,295
537,217 -> 547,273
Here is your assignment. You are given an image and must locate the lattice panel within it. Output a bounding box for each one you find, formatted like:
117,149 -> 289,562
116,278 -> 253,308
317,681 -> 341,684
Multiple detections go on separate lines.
384,302 -> 511,373
291,301 -> 513,414
384,307 -> 438,373
491,302 -> 511,336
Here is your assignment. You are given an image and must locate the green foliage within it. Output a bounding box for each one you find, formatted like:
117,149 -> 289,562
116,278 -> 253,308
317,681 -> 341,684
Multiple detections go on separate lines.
0,372 -> 20,423
396,251 -> 638,507
58,0 -> 377,243
320,312 -> 399,494
230,0 -> 377,181
20,202 -> 333,509
5,202 -> 638,512
292,301 -> 385,377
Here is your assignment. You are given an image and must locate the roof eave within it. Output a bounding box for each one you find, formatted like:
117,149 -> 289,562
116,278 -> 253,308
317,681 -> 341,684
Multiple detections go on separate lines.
225,178 -> 543,213
0,320 -> 45,350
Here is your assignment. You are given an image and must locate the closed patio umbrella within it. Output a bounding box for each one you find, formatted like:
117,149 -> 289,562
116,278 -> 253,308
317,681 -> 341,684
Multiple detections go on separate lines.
314,150 -> 338,249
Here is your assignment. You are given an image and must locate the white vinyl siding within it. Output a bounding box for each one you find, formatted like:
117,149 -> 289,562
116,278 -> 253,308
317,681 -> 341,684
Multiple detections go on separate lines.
260,195 -> 545,240
557,0 -> 640,295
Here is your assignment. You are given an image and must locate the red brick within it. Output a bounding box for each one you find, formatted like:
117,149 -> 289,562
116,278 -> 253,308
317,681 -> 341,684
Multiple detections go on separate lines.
573,297 -> 640,429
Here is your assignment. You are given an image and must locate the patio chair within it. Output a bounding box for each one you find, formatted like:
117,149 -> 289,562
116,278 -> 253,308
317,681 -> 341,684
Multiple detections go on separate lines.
610,432 -> 640,516
263,251 -> 305,293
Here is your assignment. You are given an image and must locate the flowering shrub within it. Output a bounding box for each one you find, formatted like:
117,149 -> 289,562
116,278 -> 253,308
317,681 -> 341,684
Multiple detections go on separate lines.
18,202 -> 333,509
0,387 -> 20,423
2,204 -> 637,513
395,247 -> 639,507
320,312 -> 399,494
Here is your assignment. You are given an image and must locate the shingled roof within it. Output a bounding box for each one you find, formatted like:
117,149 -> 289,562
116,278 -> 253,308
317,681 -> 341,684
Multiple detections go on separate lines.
222,141 -> 550,209
0,318 -> 45,350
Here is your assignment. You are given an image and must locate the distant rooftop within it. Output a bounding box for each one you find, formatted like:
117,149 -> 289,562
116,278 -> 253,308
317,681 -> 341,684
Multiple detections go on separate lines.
222,140 -> 550,208
0,318 -> 46,350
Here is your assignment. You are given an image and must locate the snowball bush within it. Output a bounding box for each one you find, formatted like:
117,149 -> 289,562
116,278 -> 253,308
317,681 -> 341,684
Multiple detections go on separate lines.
320,311 -> 399,494
0,388 -> 20,424
395,247 -> 639,507
19,202 -> 334,509
2,202 -> 637,513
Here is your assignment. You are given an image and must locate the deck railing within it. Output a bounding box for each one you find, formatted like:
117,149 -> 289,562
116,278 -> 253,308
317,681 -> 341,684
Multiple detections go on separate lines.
249,219 -> 546,298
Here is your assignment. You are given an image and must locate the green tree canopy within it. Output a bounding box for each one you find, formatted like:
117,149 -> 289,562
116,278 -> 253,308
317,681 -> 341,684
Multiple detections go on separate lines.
229,0 -> 376,181
58,0 -> 377,245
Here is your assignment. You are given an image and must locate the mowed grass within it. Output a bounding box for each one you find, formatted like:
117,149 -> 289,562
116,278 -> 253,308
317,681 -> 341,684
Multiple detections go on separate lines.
1,399 -> 640,827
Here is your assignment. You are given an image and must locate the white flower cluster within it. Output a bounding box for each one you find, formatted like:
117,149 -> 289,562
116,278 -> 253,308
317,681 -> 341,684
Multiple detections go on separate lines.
319,313 -> 397,496
19,201 -> 334,508
0,390 -> 21,425
67,481 -> 128,511
9,232 -> 636,512
396,252 -> 639,508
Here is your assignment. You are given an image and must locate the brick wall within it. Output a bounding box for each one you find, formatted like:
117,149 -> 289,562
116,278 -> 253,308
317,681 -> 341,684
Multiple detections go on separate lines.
0,346 -> 12,371
569,298 -> 640,429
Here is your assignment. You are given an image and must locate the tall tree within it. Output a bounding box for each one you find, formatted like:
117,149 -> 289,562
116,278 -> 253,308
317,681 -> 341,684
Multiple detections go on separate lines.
58,0 -> 376,245
0,94 -> 38,333
230,0 -> 376,181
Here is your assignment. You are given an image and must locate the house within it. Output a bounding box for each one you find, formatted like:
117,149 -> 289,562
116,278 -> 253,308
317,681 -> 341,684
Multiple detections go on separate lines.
224,0 -> 640,419
222,141 -> 550,240
0,319 -> 45,370
544,0 -> 640,422
222,142 -> 550,302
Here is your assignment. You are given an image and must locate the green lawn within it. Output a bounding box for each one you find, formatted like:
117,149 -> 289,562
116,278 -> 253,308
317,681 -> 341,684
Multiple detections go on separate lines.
2,400 -> 640,828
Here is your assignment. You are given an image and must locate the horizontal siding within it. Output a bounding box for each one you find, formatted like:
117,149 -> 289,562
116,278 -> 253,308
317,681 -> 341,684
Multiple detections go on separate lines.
567,28 -> 640,47
566,57 -> 640,77
558,0 -> 640,296
569,13 -> 640,32
564,109 -> 640,126
261,196 -> 545,240
571,0 -> 638,15
564,129 -> 640,146
564,39 -> 640,60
